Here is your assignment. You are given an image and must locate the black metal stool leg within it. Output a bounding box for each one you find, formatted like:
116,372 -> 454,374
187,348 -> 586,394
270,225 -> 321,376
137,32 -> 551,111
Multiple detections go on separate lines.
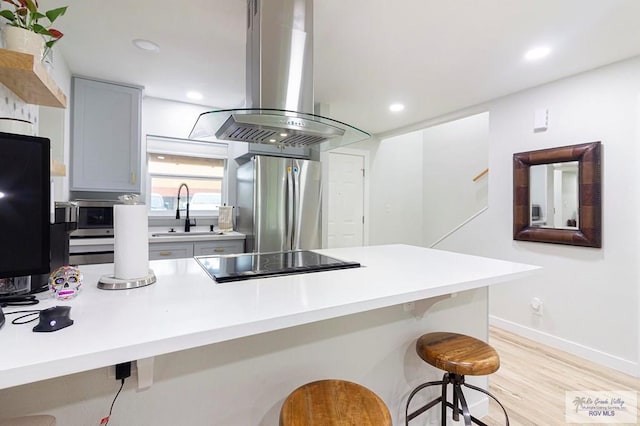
452,376 -> 460,422
454,381 -> 473,426
440,374 -> 449,426
405,375 -> 447,425
464,382 -> 510,426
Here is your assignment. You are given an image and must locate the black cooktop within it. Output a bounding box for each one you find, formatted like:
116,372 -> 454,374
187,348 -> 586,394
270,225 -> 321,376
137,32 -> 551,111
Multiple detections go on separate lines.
195,250 -> 361,283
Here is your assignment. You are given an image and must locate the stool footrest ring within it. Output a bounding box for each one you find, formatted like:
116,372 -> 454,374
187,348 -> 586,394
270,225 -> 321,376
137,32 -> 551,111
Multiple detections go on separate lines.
406,373 -> 510,426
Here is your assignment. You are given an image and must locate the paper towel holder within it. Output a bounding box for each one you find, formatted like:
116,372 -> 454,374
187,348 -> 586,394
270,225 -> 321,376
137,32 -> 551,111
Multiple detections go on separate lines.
99,194 -> 156,290
98,270 -> 157,290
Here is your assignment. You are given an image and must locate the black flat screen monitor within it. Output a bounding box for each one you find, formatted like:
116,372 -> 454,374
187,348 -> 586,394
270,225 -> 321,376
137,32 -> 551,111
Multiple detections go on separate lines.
0,132 -> 50,279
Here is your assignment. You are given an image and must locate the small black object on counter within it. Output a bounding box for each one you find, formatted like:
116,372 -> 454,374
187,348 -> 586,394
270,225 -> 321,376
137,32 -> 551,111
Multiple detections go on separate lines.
33,306 -> 74,332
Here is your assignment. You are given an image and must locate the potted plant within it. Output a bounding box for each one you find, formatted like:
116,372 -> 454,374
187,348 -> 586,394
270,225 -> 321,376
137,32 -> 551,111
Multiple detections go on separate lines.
0,0 -> 67,60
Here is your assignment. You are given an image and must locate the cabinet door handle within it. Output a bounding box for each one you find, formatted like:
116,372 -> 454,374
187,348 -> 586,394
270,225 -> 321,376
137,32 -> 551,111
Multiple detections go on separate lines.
159,251 -> 172,256
214,248 -> 225,253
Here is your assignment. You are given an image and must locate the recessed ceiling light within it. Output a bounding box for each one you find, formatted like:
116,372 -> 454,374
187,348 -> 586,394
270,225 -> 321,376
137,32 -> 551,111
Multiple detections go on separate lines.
389,103 -> 405,112
186,91 -> 203,101
524,46 -> 551,61
280,133 -> 288,137
132,39 -> 160,52
269,139 -> 277,143
157,155 -> 165,160
0,192 -> 4,199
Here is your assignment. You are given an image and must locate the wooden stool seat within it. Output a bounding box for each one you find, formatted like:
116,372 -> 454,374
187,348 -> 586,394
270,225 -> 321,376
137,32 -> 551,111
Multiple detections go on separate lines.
416,332 -> 499,376
280,379 -> 392,426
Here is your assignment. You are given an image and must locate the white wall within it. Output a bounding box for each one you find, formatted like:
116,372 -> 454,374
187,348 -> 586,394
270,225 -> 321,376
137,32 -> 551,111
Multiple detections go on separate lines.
39,53 -> 72,201
368,133 -> 424,245
142,97 -> 214,140
422,112 -> 489,246
367,112 -> 488,248
437,57 -> 640,375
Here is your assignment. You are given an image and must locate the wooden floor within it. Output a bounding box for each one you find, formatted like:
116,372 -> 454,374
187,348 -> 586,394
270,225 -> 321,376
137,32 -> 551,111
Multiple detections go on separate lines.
482,327 -> 640,425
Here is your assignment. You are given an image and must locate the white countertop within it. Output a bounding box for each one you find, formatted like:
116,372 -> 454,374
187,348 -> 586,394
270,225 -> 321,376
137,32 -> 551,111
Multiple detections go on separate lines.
148,229 -> 245,244
0,244 -> 539,390
70,230 -> 245,246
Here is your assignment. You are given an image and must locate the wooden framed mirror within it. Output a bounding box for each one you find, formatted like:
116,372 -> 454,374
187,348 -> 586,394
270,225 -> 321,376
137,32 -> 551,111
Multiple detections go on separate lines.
513,141 -> 601,247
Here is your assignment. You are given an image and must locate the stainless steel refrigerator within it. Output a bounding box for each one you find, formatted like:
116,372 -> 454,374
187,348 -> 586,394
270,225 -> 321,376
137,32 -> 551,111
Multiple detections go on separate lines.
237,155 -> 322,253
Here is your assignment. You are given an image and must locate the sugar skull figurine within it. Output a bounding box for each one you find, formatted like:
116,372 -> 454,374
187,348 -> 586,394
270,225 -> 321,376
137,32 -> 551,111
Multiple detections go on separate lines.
49,266 -> 83,300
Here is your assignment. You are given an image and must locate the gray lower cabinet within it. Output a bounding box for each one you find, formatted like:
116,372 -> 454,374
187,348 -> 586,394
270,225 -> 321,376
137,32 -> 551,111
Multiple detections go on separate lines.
149,242 -> 194,260
71,77 -> 142,192
149,240 -> 244,261
193,241 -> 244,256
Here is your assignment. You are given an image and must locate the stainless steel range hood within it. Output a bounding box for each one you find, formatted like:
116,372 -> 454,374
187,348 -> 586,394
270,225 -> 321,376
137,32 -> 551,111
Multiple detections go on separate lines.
189,0 -> 370,151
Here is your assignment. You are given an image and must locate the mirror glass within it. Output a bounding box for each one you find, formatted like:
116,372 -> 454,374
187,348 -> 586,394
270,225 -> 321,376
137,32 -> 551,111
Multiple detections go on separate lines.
529,161 -> 579,229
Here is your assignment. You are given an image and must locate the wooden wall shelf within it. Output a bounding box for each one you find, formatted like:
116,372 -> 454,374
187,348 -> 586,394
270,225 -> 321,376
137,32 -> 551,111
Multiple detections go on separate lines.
0,49 -> 67,108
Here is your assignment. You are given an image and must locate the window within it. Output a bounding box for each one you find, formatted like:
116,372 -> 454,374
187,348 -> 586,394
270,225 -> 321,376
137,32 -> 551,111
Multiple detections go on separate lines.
146,136 -> 228,217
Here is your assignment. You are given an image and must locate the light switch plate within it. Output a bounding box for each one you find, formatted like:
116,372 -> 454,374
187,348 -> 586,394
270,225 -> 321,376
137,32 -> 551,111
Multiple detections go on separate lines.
534,108 -> 548,132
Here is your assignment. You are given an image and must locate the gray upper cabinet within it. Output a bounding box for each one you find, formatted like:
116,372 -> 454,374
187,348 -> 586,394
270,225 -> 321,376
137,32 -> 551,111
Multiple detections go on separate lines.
71,77 -> 142,193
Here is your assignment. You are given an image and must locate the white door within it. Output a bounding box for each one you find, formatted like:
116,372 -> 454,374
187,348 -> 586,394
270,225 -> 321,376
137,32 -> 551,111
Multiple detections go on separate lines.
327,152 -> 365,248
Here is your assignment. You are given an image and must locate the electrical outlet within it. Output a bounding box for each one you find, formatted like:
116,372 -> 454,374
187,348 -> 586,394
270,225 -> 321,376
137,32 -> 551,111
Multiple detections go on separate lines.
107,362 -> 137,379
530,297 -> 543,316
116,362 -> 132,380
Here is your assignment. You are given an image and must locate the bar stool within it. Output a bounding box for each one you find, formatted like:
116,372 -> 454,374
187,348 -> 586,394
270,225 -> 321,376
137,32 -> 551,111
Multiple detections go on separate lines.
405,332 -> 509,425
280,379 -> 392,426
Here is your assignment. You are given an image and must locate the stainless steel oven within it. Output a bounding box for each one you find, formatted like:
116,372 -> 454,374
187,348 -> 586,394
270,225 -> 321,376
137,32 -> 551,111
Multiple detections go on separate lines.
69,200 -> 116,264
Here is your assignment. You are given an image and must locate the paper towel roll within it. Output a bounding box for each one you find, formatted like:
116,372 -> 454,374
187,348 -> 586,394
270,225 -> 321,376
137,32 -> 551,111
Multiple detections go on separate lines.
114,204 -> 149,279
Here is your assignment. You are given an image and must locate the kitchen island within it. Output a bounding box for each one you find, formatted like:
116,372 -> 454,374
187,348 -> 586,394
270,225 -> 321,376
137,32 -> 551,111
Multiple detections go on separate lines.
0,245 -> 537,425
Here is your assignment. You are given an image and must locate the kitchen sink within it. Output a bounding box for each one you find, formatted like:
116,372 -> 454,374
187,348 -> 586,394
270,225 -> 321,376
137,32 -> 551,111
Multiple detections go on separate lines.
151,231 -> 224,237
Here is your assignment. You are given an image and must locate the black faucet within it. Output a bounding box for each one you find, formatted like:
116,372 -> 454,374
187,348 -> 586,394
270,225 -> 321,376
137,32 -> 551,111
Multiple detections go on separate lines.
176,183 -> 194,232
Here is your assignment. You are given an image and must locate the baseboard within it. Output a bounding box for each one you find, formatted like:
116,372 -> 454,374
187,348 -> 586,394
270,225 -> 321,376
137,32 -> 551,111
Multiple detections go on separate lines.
490,316 -> 639,377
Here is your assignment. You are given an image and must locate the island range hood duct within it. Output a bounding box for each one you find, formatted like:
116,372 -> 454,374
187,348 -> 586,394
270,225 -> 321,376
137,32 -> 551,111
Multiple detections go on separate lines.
189,0 -> 370,151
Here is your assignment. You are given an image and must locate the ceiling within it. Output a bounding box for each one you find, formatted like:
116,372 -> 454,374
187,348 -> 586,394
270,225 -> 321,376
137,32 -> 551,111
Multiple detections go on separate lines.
47,0 -> 640,136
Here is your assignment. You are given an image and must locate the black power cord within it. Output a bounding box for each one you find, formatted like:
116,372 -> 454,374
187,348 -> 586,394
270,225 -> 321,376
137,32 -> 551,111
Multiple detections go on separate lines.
100,379 -> 125,425
4,309 -> 42,324
100,362 -> 131,425
0,295 -> 39,307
